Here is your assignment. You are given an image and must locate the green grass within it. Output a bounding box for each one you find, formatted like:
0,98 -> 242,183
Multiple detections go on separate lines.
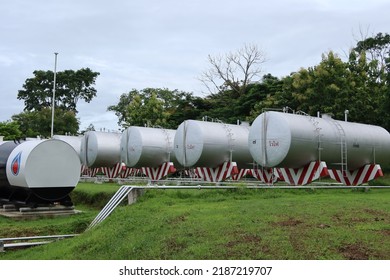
71,182 -> 123,209
1,184 -> 389,260
0,182 -> 121,240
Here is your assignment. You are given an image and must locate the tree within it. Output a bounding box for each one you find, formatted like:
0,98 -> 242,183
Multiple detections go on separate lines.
107,89 -> 136,128
126,92 -> 168,127
199,43 -> 266,96
12,108 -> 79,138
192,74 -> 281,124
246,74 -> 285,121
288,52 -> 353,118
256,50 -> 388,127
108,88 -> 204,129
255,75 -> 302,115
17,68 -> 100,113
164,93 -> 206,129
352,32 -> 390,128
0,121 -> 22,140
354,32 -> 390,75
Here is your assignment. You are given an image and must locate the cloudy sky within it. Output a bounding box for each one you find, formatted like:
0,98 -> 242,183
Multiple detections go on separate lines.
1,0 -> 389,132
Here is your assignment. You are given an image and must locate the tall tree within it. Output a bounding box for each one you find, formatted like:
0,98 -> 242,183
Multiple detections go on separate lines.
107,89 -> 137,128
199,43 -> 266,96
195,74 -> 281,124
352,32 -> 390,128
12,108 -> 79,138
289,52 -> 352,118
17,68 -> 100,113
108,88 -> 203,129
257,50 -> 388,127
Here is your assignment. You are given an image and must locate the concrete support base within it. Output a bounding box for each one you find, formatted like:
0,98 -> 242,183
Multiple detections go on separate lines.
0,205 -> 81,219
127,188 -> 145,205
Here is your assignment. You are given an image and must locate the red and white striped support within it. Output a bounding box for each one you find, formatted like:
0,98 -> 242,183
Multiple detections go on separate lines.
141,162 -> 176,181
91,168 -> 101,177
328,164 -> 383,186
120,167 -> 140,178
250,168 -> 278,184
82,167 -> 101,177
101,162 -> 124,179
81,164 -> 87,175
196,161 -> 239,182
277,161 -> 328,185
184,169 -> 201,179
231,169 -> 250,181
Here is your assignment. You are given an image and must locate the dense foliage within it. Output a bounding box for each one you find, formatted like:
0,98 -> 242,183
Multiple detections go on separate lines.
5,68 -> 100,138
108,33 -> 390,131
0,121 -> 22,140
17,68 -> 100,113
107,88 -> 205,129
12,108 -> 79,138
257,33 -> 389,128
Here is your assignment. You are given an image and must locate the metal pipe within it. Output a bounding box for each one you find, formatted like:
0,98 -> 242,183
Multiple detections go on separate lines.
122,184 -> 390,189
0,234 -> 79,242
50,52 -> 59,138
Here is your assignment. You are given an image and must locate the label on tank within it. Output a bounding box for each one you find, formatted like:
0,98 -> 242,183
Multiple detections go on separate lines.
10,151 -> 22,176
268,139 -> 280,147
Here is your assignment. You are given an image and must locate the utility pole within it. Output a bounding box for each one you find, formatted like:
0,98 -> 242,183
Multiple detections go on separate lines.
50,52 -> 58,138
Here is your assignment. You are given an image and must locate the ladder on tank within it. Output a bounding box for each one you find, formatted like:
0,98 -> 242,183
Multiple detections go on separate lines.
332,120 -> 348,176
216,119 -> 235,162
223,122 -> 234,162
298,112 -> 324,163
308,116 -> 323,160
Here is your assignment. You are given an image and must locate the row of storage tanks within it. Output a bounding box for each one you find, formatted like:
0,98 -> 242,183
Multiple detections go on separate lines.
65,110 -> 390,174
1,111 -> 390,205
75,120 -> 253,170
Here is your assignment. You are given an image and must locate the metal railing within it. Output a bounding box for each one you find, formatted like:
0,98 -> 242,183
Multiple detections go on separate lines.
0,234 -> 78,252
87,185 -> 134,230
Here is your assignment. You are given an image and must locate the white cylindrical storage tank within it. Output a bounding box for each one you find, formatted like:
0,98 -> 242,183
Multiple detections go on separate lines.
174,120 -> 253,168
4,139 -> 80,202
80,131 -> 121,168
248,111 -> 390,169
53,135 -> 82,158
121,126 -> 179,168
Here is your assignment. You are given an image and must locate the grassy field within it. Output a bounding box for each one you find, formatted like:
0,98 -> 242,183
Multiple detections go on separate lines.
0,182 -> 389,260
